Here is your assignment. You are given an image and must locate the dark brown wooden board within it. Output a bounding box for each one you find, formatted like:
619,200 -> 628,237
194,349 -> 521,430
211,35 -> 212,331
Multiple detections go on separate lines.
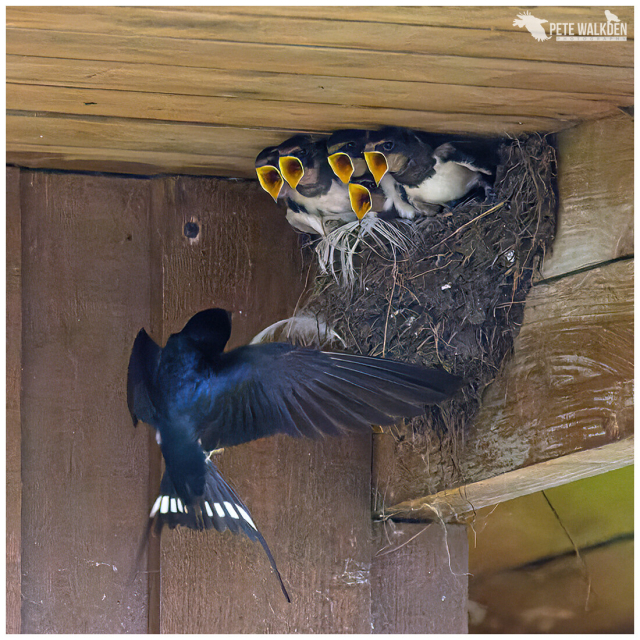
371,522 -> 468,633
19,171 -> 153,632
150,177 -> 375,632
6,167 -> 22,634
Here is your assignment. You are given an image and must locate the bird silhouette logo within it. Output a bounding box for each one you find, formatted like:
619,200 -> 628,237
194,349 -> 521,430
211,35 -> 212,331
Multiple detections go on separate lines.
513,11 -> 551,41
605,9 -> 620,23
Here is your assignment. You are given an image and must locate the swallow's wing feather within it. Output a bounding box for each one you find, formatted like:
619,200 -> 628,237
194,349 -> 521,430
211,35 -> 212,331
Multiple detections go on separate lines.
127,328 -> 161,426
195,343 -> 461,450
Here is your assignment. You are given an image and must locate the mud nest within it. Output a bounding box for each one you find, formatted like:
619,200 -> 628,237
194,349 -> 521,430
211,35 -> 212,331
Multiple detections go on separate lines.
300,134 -> 558,482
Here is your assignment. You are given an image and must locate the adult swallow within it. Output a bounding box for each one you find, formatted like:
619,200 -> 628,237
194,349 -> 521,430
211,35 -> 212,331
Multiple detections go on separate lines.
364,127 -> 495,214
128,308 -> 462,600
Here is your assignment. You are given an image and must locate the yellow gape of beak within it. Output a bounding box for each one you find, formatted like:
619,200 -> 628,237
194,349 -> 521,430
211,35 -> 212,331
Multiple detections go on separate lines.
256,166 -> 284,201
279,156 -> 304,189
364,151 -> 388,186
327,152 -> 354,184
348,183 -> 373,220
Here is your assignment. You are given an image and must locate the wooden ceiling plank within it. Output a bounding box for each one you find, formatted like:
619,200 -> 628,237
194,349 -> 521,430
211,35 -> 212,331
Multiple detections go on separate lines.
378,437 -> 633,521
6,48 -> 633,99
6,7 -> 633,67
7,63 -> 632,123
6,145 -> 255,178
8,54 -> 633,101
8,83 -> 625,133
162,6 -> 635,32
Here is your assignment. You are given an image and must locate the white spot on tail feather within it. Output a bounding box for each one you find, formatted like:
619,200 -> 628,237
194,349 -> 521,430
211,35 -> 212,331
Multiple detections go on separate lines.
236,505 -> 257,530
150,495 -> 162,518
204,502 -> 214,517
170,498 -> 177,513
214,502 -> 225,518
224,501 -> 239,519
160,495 -> 169,514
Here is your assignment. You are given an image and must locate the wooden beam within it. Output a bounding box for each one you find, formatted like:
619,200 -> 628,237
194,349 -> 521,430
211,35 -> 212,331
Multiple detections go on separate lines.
542,113 -> 634,279
6,84 -> 574,137
379,437 -> 633,521
372,258 -> 633,509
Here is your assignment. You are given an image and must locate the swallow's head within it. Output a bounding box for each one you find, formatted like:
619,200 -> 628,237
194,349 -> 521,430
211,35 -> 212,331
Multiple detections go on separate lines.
277,134 -> 326,189
326,129 -> 370,183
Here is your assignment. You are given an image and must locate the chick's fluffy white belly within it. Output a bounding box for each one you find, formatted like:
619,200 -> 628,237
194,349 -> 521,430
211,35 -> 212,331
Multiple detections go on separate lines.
405,161 -> 480,205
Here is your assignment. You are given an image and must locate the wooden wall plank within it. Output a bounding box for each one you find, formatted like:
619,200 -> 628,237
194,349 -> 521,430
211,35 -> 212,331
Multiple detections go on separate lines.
19,172 -> 153,632
6,7 -> 633,67
8,55 -> 634,100
8,79 -> 631,126
151,177 -> 373,632
371,522 -> 468,633
542,113 -> 634,279
6,28 -> 633,95
6,167 -> 22,634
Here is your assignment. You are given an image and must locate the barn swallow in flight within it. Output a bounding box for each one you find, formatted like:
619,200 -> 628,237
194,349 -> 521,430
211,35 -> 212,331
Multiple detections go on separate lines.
364,127 -> 495,214
128,308 -> 462,601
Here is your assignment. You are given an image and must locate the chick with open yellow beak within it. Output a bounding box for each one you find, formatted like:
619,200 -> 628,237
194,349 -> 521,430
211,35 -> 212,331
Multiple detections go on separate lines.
348,183 -> 373,220
327,152 -> 354,184
255,146 -> 286,202
278,155 -> 305,190
363,151 -> 389,186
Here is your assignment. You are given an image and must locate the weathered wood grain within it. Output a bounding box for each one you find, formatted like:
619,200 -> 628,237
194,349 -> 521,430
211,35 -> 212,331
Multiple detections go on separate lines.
19,172 -> 153,632
5,110 -> 563,180
5,27 -> 632,97
8,80 -> 631,128
380,437 -> 633,521
542,113 -> 634,279
199,5 -> 635,34
8,55 -> 634,100
6,6 -> 633,67
6,146 -> 253,178
6,167 -> 22,634
371,522 -> 468,633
